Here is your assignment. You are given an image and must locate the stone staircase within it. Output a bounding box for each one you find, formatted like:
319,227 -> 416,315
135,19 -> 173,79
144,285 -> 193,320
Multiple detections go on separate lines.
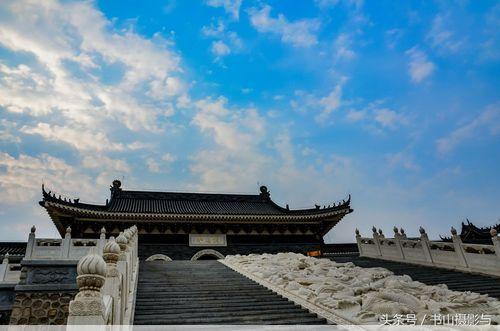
133,260 -> 327,325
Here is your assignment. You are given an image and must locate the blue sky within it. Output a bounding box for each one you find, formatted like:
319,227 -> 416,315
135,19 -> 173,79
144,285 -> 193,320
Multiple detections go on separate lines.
0,0 -> 499,242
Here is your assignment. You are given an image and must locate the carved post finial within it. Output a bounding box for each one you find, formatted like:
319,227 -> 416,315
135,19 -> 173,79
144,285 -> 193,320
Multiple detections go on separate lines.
103,237 -> 120,268
65,226 -> 71,237
68,254 -> 107,321
116,232 -> 128,252
3,253 -> 9,264
491,228 -> 498,237
101,227 -> 106,235
451,226 -> 457,236
123,229 -> 132,240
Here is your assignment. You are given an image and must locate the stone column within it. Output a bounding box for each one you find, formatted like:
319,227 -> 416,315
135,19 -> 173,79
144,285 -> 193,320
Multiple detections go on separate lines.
67,253 -> 107,325
393,226 -> 405,260
102,237 -> 122,324
61,226 -> 71,259
25,226 -> 36,260
491,229 -> 500,260
419,226 -> 434,264
450,226 -> 468,268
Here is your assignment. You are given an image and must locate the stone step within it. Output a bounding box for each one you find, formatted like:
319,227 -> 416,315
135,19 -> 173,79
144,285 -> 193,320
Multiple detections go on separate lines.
134,302 -> 298,313
135,295 -> 291,305
134,306 -> 308,318
133,260 -> 327,325
136,288 -> 273,296
134,312 -> 326,325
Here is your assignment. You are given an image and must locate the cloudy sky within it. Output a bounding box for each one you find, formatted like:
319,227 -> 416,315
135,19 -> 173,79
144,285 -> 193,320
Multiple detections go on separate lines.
0,0 -> 499,242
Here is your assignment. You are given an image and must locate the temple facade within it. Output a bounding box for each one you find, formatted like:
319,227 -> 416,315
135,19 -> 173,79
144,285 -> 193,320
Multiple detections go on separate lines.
40,180 -> 353,261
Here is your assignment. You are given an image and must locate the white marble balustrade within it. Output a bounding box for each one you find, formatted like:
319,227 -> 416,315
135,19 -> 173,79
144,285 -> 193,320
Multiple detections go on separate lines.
25,226 -> 108,260
67,225 -> 139,325
356,226 -> 500,277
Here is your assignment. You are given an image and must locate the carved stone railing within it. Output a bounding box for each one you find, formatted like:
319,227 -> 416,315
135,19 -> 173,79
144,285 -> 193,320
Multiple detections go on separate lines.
25,226 -> 108,260
355,226 -> 500,277
67,225 -> 139,325
0,254 -> 21,284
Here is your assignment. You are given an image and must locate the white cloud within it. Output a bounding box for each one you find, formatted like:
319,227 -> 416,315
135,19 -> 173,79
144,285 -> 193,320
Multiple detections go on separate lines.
206,0 -> 242,20
406,47 -> 435,83
202,20 -> 226,38
20,123 -> 124,152
427,14 -> 463,53
211,40 -> 231,58
202,20 -> 243,61
315,0 -> 363,10
146,158 -> 161,173
146,153 -> 177,173
0,119 -> 21,143
192,97 -> 265,151
162,153 -> 177,163
82,155 -> 130,174
0,0 -> 187,150
385,150 -> 420,172
318,80 -> 345,119
373,108 -> 407,129
248,5 -> 320,47
333,34 -> 356,61
345,109 -> 366,122
437,104 -> 500,154
0,152 -> 97,204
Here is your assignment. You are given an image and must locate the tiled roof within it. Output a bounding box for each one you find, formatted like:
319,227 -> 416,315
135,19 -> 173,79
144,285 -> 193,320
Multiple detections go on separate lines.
0,242 -> 26,256
41,181 -> 351,217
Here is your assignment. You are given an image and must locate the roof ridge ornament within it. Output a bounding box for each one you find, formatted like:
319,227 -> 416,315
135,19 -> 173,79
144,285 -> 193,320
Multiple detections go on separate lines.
259,185 -> 270,200
110,179 -> 122,199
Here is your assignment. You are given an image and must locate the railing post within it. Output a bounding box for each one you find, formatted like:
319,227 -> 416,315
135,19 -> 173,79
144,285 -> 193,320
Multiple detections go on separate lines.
419,226 -> 434,264
393,226 -> 405,260
116,232 -> 129,323
61,226 -> 71,259
450,226 -> 468,268
98,227 -> 106,255
68,253 -> 107,325
400,228 -> 407,239
102,237 -> 122,325
491,229 -> 500,260
0,253 -> 9,282
25,225 -> 36,259
355,229 -> 363,256
372,226 -> 382,257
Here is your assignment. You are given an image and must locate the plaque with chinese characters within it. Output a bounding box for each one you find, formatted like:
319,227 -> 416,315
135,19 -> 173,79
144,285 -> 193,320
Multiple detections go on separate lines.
189,234 -> 227,247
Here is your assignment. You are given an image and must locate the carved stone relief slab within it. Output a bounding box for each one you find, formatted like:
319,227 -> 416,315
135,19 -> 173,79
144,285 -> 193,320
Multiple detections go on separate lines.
222,253 -> 500,325
26,267 -> 77,285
